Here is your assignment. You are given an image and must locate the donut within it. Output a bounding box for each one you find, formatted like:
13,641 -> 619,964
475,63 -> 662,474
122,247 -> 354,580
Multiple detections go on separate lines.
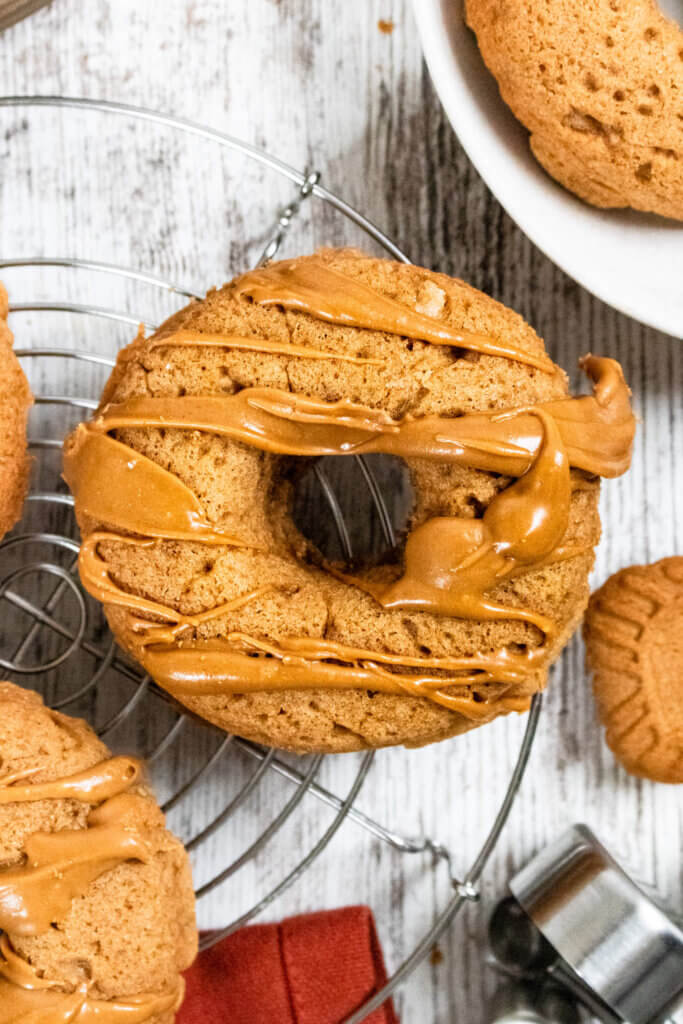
584,557 -> 683,783
63,249 -> 636,753
0,681 -> 197,1021
465,0 -> 683,219
0,283 -> 32,538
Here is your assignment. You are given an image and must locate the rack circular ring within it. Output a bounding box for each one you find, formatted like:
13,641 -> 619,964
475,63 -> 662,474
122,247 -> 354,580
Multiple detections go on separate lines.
0,95 -> 541,1024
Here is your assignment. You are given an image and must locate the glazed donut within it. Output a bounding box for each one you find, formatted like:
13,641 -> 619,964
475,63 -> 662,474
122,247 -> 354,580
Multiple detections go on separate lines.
0,284 -> 32,538
0,681 -> 197,1022
64,250 -> 635,753
466,0 -> 683,219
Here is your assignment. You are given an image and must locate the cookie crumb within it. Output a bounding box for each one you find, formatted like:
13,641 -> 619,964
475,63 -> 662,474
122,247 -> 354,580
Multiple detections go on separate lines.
430,944 -> 444,965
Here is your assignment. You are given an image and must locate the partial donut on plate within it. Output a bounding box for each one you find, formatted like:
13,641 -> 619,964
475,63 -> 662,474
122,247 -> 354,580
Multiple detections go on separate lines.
0,681 -> 197,1022
64,249 -> 635,753
0,283 -> 32,538
466,0 -> 683,219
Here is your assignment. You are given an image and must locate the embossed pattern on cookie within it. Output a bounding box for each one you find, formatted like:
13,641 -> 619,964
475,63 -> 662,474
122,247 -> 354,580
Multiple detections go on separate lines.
585,557 -> 683,783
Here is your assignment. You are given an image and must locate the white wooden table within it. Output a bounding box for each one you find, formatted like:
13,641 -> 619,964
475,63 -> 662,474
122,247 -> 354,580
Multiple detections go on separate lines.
0,2 -> 681,1022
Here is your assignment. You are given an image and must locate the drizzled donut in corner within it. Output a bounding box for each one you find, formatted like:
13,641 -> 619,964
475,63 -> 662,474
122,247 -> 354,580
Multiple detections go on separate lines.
0,681 -> 197,1022
64,249 -> 636,753
466,0 -> 683,219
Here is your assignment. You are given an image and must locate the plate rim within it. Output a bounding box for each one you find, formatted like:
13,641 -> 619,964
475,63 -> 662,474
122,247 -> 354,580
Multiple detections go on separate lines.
412,0 -> 683,340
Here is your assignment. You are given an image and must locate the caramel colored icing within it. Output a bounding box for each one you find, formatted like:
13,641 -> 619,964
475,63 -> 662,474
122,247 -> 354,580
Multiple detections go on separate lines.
350,407 -> 571,628
78,532 -> 273,623
66,310 -> 634,714
0,757 -> 180,1019
63,429 -> 244,546
232,257 -> 555,371
72,544 -> 533,717
70,536 -> 531,715
134,640 -> 533,718
74,354 -> 632,476
0,794 -> 152,937
0,935 -> 183,1024
0,757 -> 141,806
149,328 -> 384,366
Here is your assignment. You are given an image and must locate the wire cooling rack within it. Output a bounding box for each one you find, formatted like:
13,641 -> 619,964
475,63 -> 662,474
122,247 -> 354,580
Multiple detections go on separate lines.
0,96 -> 541,1023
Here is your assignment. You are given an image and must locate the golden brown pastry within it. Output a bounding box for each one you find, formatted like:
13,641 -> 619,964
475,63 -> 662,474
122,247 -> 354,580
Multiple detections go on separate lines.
64,249 -> 635,753
466,0 -> 683,219
584,557 -> 683,783
0,283 -> 32,538
0,681 -> 197,1021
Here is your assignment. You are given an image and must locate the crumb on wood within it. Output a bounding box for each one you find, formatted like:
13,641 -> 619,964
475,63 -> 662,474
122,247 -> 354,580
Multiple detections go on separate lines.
378,19 -> 394,35
430,944 -> 444,966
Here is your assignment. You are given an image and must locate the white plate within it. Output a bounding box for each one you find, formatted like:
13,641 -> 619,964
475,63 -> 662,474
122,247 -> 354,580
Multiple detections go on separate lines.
414,0 -> 683,339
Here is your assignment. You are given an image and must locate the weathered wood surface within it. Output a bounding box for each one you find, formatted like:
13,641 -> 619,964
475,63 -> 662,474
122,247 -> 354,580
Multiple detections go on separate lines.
0,2 -> 681,1022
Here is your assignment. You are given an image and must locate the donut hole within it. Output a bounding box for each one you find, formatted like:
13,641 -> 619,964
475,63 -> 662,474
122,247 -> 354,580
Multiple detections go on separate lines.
290,453 -> 413,567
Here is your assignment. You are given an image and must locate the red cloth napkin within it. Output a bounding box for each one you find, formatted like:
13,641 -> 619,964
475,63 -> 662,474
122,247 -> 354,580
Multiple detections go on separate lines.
179,906 -> 399,1024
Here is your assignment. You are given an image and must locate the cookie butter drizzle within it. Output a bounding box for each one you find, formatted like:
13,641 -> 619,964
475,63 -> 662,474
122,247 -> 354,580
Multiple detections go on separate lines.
148,328 -> 385,366
231,257 -> 555,370
0,756 -> 183,1021
63,259 -> 635,717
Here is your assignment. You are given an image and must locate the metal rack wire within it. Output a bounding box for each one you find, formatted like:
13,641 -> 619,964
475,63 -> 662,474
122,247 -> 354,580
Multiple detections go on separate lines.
0,96 -> 541,1023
